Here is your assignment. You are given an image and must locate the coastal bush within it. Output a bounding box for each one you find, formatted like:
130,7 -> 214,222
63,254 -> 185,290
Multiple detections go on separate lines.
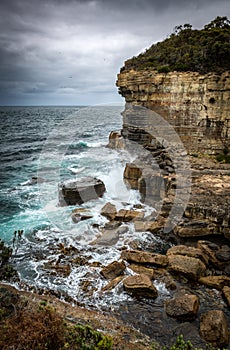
157,65 -> 171,73
123,16 -> 230,74
0,239 -> 17,280
0,301 -> 112,350
65,324 -> 112,349
216,153 -> 230,163
151,335 -> 227,350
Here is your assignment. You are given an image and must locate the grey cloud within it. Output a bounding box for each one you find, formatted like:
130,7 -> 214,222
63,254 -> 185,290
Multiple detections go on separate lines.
0,0 -> 229,105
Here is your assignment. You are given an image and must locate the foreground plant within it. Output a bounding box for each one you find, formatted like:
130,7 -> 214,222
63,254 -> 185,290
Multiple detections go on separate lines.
0,301 -> 112,350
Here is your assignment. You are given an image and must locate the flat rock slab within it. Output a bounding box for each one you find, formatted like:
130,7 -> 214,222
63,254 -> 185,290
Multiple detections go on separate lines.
121,250 -> 168,267
123,274 -> 158,299
199,275 -> 230,290
59,177 -> 106,206
100,261 -> 126,280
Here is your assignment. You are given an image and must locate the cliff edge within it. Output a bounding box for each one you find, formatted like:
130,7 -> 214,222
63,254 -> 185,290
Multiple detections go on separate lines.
113,17 -> 230,240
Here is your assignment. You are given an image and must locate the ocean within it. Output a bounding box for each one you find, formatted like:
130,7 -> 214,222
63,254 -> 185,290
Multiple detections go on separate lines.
0,105 -> 164,308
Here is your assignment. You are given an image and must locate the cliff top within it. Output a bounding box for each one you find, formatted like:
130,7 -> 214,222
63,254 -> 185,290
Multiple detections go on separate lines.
122,16 -> 230,74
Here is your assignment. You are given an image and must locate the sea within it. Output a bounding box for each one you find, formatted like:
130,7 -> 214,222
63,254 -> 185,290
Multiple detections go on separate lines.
0,105 -> 166,307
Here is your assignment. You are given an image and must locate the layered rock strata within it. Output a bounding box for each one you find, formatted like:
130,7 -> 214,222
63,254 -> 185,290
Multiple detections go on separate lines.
117,70 -> 230,154
113,68 -> 230,239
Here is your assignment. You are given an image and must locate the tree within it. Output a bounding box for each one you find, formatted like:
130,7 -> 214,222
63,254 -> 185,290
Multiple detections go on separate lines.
204,16 -> 230,29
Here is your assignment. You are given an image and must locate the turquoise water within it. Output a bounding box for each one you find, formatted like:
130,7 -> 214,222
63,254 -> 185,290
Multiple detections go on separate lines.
0,105 -> 157,303
0,105 -> 124,241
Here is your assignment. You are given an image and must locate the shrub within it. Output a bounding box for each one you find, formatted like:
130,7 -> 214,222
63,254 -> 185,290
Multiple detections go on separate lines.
0,301 -> 112,350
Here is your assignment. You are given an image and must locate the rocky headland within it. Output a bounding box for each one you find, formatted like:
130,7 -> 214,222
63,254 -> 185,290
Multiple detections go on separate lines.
104,34 -> 230,345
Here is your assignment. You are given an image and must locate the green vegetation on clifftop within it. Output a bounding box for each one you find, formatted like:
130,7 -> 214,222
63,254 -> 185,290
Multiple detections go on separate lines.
123,16 -> 230,74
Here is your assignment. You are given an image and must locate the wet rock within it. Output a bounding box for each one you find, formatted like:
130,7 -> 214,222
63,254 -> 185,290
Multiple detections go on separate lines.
165,294 -> 199,320
115,209 -> 144,222
197,240 -> 223,269
100,261 -> 126,280
168,255 -> 206,280
124,163 -> 142,189
101,276 -> 124,292
223,286 -> 230,307
199,276 -> 230,290
26,176 -> 46,185
153,268 -> 177,290
91,225 -> 128,246
101,202 -> 117,221
58,177 -> 106,206
215,246 -> 230,262
108,130 -> 124,149
135,217 -> 166,233
128,264 -> 155,279
71,208 -> 93,223
103,221 -> 121,229
123,274 -> 158,299
147,218 -> 166,233
200,310 -> 229,347
44,262 -> 71,277
121,250 -> 168,267
166,245 -> 208,265
134,221 -> 153,232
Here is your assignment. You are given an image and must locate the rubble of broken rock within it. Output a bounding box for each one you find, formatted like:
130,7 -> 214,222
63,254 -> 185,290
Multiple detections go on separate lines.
34,192 -> 230,348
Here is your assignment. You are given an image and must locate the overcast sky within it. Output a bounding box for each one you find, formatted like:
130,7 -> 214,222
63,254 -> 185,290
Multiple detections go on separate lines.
0,0 -> 229,106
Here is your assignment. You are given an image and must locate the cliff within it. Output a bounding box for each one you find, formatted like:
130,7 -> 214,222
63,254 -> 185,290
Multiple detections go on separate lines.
117,69 -> 230,154
112,49 -> 230,241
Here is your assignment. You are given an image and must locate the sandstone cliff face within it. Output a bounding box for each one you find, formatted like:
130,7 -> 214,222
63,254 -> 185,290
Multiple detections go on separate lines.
117,69 -> 230,154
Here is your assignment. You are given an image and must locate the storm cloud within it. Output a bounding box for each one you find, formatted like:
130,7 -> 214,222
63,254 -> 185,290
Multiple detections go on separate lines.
0,0 -> 229,105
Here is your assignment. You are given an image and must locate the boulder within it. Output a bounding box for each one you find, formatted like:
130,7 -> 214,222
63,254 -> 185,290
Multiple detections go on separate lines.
200,310 -> 229,347
199,276 -> 230,290
115,209 -> 144,222
124,163 -> 142,189
167,254 -> 206,280
165,294 -> 199,320
59,177 -> 106,206
123,274 -> 158,299
100,261 -> 126,280
71,208 -> 93,223
223,286 -> 230,307
101,202 -> 117,221
197,240 -> 223,269
121,250 -> 168,267
215,246 -> 230,262
166,245 -> 208,265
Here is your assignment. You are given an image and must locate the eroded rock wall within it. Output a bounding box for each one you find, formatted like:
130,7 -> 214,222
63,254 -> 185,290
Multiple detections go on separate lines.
117,70 -> 230,154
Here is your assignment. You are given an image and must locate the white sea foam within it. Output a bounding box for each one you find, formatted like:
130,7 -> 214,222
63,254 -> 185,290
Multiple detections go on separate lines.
68,166 -> 86,174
